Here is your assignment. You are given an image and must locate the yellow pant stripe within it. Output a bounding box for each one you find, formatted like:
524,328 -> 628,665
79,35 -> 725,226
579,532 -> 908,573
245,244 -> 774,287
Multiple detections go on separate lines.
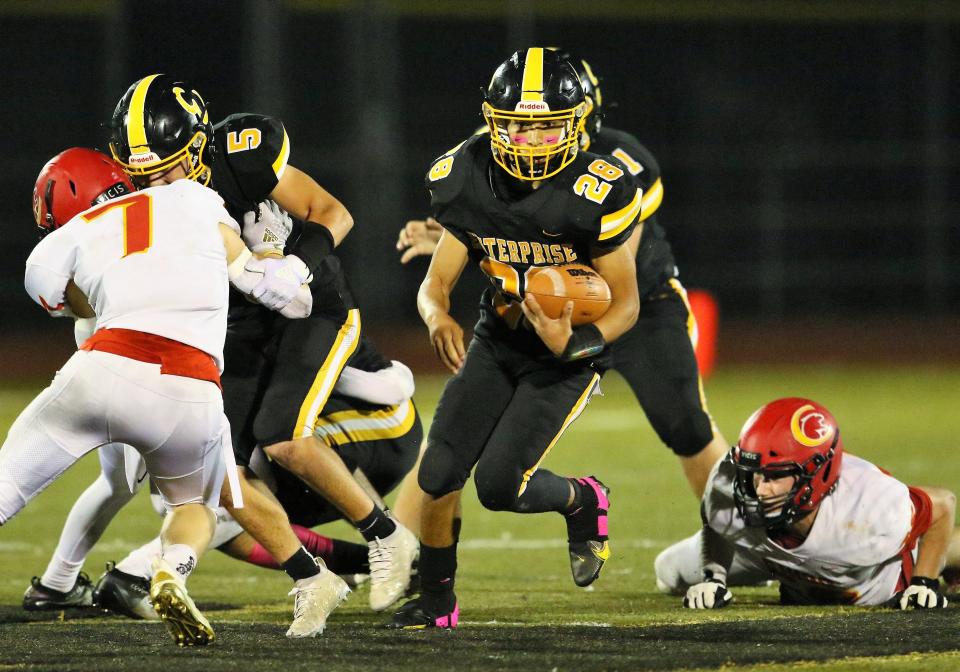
517,372 -> 600,498
292,309 -> 361,439
668,279 -> 709,412
315,399 -> 417,446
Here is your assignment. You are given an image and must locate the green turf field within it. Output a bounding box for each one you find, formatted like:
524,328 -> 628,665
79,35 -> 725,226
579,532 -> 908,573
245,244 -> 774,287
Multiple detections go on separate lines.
1,366 -> 958,670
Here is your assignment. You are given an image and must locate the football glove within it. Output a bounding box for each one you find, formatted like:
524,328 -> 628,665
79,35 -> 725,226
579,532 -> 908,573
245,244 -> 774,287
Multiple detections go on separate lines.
242,200 -> 294,255
278,284 -> 313,320
683,579 -> 732,609
892,576 -> 947,610
250,255 -> 312,312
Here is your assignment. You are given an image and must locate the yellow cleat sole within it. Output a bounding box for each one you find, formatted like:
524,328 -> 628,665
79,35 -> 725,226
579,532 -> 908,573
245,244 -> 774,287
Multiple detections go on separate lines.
151,581 -> 215,647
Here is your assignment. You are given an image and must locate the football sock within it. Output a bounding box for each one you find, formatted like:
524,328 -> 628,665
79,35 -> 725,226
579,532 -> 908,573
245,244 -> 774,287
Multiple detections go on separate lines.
513,469 -> 577,513
161,544 -> 197,581
566,477 -> 584,514
40,555 -> 85,593
116,537 -> 162,580
356,506 -> 397,543
281,545 -> 322,581
419,542 -> 457,612
327,538 -> 370,574
244,527 -> 367,574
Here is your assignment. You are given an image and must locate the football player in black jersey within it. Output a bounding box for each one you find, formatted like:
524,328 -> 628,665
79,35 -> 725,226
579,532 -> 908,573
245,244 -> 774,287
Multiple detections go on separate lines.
388,48 -> 644,629
397,52 -> 729,500
107,75 -> 417,636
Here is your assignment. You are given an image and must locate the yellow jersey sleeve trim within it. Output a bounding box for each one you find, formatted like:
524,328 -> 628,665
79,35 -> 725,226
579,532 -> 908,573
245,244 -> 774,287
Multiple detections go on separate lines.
272,128 -> 290,179
598,188 -> 642,241
639,178 -> 663,222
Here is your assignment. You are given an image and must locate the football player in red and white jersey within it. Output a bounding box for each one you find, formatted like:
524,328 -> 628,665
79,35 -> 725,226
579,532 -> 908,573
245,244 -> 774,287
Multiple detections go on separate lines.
655,398 -> 958,609
4,147 -> 316,646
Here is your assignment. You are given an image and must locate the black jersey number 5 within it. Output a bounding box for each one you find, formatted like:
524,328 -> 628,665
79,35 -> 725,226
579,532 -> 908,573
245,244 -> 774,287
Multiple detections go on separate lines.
573,159 -> 624,204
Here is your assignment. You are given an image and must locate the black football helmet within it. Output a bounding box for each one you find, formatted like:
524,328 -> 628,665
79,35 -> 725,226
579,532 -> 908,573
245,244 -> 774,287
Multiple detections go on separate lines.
553,50 -> 604,141
482,47 -> 586,180
108,74 -> 213,186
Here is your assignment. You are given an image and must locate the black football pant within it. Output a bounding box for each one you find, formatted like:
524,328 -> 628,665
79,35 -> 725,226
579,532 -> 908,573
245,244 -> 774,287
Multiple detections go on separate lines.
419,334 -> 601,513
610,279 -> 714,457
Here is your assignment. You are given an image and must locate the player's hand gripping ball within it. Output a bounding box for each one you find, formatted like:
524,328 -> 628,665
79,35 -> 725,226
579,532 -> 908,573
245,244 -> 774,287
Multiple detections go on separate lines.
524,263 -> 611,326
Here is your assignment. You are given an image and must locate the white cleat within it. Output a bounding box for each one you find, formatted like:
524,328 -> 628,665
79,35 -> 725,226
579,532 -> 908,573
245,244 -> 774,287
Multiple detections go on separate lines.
285,570 -> 351,638
368,522 -> 419,612
150,559 -> 214,647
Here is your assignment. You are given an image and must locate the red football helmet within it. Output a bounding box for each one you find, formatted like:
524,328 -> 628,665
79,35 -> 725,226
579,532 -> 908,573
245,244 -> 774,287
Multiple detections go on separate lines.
732,397 -> 844,528
32,147 -> 135,239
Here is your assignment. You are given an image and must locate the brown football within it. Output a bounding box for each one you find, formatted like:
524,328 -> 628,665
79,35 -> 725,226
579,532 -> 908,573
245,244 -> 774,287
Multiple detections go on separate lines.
525,263 -> 611,325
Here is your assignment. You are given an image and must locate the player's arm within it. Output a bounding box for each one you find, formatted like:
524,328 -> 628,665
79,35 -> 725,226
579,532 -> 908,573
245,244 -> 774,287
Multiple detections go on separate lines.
521,242 -> 639,359
397,217 -> 443,264
893,485 -> 955,609
683,524 -> 734,609
24,227 -> 89,318
334,361 -> 416,406
219,223 -> 312,319
417,230 -> 469,373
271,165 -> 353,280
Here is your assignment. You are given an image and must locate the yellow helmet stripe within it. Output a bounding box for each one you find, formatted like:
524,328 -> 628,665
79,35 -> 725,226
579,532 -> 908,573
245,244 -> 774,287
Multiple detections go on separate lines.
520,47 -> 544,102
580,60 -> 602,106
272,128 -> 290,179
598,187 -> 643,241
127,74 -> 160,155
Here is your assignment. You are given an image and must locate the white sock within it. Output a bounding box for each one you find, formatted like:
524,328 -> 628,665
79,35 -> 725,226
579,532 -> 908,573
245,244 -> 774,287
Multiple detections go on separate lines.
161,544 -> 198,581
116,537 -> 163,580
40,555 -> 85,593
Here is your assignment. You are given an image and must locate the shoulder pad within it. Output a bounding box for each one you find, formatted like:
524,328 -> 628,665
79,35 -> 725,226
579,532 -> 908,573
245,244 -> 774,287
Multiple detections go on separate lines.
214,113 -> 290,201
593,128 -> 663,221
424,134 -> 482,210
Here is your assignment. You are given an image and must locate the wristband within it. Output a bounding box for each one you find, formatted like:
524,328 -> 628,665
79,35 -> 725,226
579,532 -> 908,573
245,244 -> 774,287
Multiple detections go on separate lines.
560,323 -> 605,362
293,224 -> 335,274
910,576 -> 940,589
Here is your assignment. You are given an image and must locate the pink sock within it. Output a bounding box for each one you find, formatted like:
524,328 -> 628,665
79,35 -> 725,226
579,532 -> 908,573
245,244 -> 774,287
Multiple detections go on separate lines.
245,526 -> 336,569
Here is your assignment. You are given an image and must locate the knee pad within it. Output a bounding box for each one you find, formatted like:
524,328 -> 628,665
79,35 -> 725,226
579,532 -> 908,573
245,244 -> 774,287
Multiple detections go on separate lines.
473,460 -> 519,512
664,413 -> 714,458
417,440 -> 469,498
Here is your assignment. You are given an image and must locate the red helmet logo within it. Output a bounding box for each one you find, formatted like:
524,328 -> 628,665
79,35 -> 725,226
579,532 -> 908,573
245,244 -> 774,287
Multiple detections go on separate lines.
790,404 -> 834,447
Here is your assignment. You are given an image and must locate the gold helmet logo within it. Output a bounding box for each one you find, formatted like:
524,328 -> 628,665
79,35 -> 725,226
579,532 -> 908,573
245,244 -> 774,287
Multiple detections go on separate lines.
33,191 -> 43,226
790,405 -> 834,447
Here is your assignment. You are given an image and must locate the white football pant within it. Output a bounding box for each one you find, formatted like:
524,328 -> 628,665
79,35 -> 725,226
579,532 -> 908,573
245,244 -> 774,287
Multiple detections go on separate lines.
0,350 -> 227,525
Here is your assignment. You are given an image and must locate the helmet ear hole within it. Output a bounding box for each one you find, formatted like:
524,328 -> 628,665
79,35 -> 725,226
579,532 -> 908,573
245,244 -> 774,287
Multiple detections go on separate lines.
68,180 -> 77,196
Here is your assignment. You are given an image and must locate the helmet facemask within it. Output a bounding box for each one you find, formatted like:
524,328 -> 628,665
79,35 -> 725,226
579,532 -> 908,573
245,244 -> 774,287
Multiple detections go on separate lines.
111,129 -> 211,188
483,102 -> 586,180
732,435 -> 839,530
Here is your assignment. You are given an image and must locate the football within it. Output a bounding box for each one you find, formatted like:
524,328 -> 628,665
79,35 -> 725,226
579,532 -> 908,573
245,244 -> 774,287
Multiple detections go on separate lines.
525,263 -> 611,325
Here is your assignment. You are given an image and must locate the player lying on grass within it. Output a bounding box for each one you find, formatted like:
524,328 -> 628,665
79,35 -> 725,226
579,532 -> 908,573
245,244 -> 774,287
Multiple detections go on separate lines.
655,397 -> 958,609
6,147 -> 313,646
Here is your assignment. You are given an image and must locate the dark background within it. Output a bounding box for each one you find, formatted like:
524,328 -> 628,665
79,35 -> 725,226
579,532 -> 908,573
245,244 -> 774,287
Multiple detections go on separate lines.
1,0 -> 957,360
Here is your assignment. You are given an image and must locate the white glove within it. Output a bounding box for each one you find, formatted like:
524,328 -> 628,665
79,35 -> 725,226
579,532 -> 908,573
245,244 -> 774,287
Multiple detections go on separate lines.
242,200 -> 294,255
279,284 -> 313,319
683,580 -> 732,609
895,577 -> 947,610
250,254 -> 312,311
73,317 -> 97,348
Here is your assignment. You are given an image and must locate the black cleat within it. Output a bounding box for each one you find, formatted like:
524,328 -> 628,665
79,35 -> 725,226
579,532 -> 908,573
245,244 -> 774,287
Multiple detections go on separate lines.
23,573 -> 94,611
565,476 -> 611,587
385,596 -> 458,630
93,562 -> 158,620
